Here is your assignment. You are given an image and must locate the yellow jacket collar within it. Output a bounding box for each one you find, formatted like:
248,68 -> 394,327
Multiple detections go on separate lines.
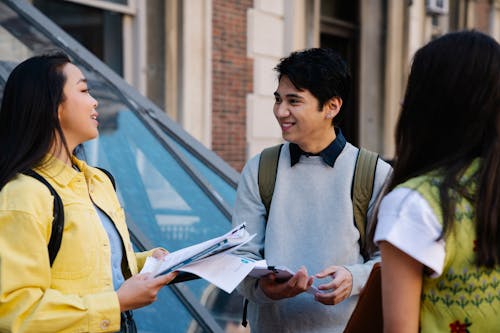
35,155 -> 104,187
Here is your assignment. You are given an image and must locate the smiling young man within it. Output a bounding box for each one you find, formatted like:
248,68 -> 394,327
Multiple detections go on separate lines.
232,48 -> 392,333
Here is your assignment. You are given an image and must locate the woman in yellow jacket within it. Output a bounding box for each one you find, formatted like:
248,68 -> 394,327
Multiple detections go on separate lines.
0,52 -> 176,332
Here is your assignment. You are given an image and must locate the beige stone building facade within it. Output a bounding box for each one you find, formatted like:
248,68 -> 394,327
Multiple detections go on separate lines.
32,0 -> 500,170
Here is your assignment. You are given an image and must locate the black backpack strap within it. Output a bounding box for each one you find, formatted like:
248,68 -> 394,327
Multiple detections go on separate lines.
257,144 -> 283,218
351,148 -> 379,260
96,167 -> 116,190
242,298 -> 249,327
23,170 -> 64,267
22,167 -> 116,267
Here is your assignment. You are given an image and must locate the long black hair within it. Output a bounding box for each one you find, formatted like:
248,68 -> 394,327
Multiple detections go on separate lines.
373,31 -> 500,268
0,52 -> 71,189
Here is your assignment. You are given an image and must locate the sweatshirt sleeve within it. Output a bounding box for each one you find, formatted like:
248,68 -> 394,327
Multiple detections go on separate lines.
231,155 -> 275,304
343,254 -> 380,296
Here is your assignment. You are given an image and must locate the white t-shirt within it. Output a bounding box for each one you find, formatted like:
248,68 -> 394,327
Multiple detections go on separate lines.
374,187 -> 445,277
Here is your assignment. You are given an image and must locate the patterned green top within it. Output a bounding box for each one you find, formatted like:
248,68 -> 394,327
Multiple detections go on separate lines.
399,160 -> 500,333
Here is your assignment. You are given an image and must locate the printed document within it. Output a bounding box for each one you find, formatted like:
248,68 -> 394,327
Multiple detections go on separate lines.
140,223 -> 257,293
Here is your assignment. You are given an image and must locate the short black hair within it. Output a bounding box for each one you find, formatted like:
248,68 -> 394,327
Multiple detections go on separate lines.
274,48 -> 351,110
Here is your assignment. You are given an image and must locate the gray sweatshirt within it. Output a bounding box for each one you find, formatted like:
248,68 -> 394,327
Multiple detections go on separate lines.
232,142 -> 392,333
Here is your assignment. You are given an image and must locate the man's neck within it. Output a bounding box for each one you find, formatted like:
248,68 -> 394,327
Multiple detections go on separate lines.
297,128 -> 336,154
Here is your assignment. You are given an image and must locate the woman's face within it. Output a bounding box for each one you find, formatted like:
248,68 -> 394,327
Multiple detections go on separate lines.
57,63 -> 99,151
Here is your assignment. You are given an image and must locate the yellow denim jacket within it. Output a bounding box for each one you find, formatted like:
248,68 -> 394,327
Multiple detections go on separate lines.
0,156 -> 152,332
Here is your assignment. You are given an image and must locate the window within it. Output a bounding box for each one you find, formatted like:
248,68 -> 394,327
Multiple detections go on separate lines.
33,0 -> 123,75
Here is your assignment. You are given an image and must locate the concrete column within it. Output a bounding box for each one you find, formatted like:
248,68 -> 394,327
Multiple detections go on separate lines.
123,0 -> 146,95
284,0 -> 307,53
383,0 -> 406,159
181,0 -> 212,146
246,0 -> 285,158
358,0 -> 384,154
490,0 -> 500,40
165,0 -> 180,121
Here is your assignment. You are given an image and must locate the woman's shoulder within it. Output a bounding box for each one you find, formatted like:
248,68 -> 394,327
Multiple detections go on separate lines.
1,172 -> 52,196
380,187 -> 427,213
0,173 -> 54,219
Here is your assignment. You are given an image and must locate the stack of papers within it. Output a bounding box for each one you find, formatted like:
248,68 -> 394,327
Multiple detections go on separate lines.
141,223 -> 257,293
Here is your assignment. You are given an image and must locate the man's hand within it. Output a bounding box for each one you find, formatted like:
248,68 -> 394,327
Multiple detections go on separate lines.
314,266 -> 353,305
259,266 -> 314,300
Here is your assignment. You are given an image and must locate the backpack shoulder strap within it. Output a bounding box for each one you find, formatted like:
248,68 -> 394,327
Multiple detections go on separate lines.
96,167 -> 116,190
23,170 -> 64,267
22,167 -> 116,267
258,144 -> 283,218
352,148 -> 379,260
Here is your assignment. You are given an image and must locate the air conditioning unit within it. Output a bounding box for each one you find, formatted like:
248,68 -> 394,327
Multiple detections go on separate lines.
426,0 -> 449,15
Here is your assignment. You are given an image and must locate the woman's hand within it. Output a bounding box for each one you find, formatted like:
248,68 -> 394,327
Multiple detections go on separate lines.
151,248 -> 169,260
117,271 -> 177,312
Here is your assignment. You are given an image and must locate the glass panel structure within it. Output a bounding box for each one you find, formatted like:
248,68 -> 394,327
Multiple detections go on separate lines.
0,1 -> 243,332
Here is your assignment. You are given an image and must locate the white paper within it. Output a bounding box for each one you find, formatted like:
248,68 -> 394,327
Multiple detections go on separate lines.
140,223 -> 258,293
141,247 -> 257,294
141,223 -> 252,276
179,253 -> 257,293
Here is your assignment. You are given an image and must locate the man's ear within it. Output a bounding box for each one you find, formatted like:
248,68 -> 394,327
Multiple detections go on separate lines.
324,97 -> 342,119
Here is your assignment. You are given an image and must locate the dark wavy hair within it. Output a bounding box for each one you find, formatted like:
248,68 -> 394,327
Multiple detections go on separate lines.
0,52 -> 71,189
274,48 -> 351,111
372,31 -> 500,268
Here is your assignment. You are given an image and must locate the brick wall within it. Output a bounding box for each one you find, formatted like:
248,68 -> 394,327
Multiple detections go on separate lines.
212,0 -> 253,172
474,0 -> 492,33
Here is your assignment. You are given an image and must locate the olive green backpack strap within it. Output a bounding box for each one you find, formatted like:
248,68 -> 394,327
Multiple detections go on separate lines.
352,147 -> 379,260
257,144 -> 283,218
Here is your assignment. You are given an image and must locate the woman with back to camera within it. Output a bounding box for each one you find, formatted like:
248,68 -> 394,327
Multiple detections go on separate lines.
373,31 -> 500,332
0,52 -> 176,332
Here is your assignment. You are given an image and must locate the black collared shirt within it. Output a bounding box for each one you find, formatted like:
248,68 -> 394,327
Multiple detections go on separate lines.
289,128 -> 346,167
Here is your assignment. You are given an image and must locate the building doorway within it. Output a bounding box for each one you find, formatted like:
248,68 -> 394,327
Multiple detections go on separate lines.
320,0 -> 359,145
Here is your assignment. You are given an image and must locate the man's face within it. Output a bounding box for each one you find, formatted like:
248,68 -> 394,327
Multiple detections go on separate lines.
273,76 -> 339,153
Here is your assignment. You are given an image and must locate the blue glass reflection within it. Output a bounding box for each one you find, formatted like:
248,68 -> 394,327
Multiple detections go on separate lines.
172,142 -> 237,208
83,110 -> 239,330
133,287 -> 198,333
84,110 -> 231,251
